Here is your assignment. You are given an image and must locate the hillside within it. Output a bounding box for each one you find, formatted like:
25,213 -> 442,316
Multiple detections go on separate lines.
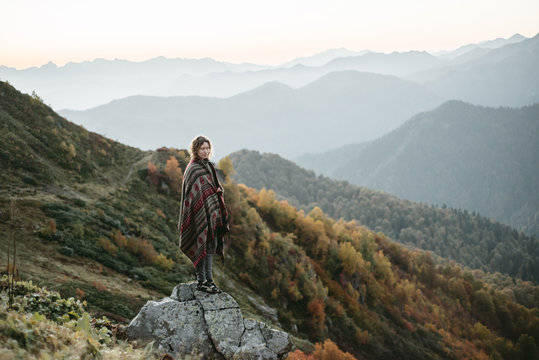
59,71 -> 443,157
296,100 -> 539,236
229,149 -> 539,283
1,81 -> 539,359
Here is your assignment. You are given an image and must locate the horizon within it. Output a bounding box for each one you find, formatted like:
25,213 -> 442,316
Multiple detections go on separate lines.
0,31 -> 534,71
2,0 -> 539,70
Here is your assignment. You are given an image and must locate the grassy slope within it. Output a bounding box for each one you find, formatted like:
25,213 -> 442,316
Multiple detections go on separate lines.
0,81 -> 276,325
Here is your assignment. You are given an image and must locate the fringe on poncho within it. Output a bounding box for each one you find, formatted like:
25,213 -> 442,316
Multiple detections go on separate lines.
178,159 -> 229,266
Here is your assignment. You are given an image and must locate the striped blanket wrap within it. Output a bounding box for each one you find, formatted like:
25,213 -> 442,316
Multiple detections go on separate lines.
178,159 -> 229,266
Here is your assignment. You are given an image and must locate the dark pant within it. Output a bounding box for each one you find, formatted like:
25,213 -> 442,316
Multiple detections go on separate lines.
196,254 -> 214,283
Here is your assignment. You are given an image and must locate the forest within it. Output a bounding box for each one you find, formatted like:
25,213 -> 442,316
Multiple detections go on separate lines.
229,149 -> 539,286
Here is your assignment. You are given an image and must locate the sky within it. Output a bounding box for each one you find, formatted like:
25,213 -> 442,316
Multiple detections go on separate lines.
2,0 -> 538,69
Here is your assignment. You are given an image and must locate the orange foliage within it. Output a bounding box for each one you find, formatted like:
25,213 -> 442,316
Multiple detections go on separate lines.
41,218 -> 57,237
165,156 -> 183,194
147,162 -> 159,186
356,329 -> 371,345
92,281 -> 107,291
308,298 -> 326,322
139,238 -> 159,262
98,236 -> 118,255
286,350 -> 314,360
75,288 -> 85,300
313,339 -> 357,360
307,298 -> 327,338
286,339 -> 357,360
126,236 -> 159,263
111,229 -> 127,248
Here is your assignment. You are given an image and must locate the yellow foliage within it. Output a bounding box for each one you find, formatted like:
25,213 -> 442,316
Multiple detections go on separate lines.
257,188 -> 276,211
288,282 -> 303,302
373,250 -> 393,284
67,143 -> 76,159
153,253 -> 174,271
218,156 -> 236,180
338,242 -> 363,276
155,208 -> 166,219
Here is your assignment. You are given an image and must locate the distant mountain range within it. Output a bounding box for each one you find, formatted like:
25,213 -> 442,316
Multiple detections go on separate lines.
410,34 -> 539,107
434,33 -> 527,59
0,33 -> 531,110
296,100 -> 539,236
59,71 -> 444,157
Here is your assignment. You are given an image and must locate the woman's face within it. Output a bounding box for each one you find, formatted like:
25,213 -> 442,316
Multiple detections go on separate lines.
197,142 -> 211,160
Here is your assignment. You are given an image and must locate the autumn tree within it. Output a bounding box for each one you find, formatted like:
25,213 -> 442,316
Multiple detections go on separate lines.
165,156 -> 183,194
218,156 -> 236,181
147,162 -> 159,187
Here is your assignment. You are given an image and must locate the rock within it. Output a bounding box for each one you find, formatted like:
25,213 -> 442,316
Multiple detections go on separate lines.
245,294 -> 280,326
126,282 -> 293,359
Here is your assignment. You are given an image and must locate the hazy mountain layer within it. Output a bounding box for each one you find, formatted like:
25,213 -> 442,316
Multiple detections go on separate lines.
1,34 -> 531,110
411,34 -> 539,107
59,71 -> 444,157
0,57 -> 268,110
296,101 -> 539,236
435,33 -> 526,59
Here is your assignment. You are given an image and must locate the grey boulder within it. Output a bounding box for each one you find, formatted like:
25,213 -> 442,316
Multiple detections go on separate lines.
126,282 -> 293,359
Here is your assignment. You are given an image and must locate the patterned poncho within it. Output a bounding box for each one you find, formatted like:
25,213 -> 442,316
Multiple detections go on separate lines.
178,159 -> 229,266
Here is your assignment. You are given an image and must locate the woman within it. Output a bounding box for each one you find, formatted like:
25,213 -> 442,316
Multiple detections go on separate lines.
178,135 -> 229,294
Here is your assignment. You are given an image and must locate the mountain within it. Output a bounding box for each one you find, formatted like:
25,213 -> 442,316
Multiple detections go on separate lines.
0,57 -> 269,110
410,34 -> 539,107
2,81 -> 539,359
2,34 -> 535,110
435,33 -> 527,59
280,48 -> 369,67
296,100 -> 539,236
59,71 -> 444,157
1,51 -> 439,110
325,51 -> 442,76
229,149 -> 539,282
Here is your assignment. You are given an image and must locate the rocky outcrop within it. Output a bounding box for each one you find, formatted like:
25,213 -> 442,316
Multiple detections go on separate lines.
126,282 -> 293,359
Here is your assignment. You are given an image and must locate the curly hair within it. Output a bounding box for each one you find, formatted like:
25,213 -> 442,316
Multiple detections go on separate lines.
189,135 -> 213,161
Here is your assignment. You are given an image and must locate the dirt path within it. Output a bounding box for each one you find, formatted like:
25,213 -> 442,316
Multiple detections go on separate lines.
122,153 -> 153,185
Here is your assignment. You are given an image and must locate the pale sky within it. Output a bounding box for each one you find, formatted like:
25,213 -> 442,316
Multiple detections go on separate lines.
2,0 -> 538,69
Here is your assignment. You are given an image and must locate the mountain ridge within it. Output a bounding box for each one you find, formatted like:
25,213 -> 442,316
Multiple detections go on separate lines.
59,70 -> 444,157
296,100 -> 539,236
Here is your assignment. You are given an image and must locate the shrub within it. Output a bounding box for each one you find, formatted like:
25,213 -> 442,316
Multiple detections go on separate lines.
153,253 -> 174,271
58,246 -> 74,257
99,237 -> 118,255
